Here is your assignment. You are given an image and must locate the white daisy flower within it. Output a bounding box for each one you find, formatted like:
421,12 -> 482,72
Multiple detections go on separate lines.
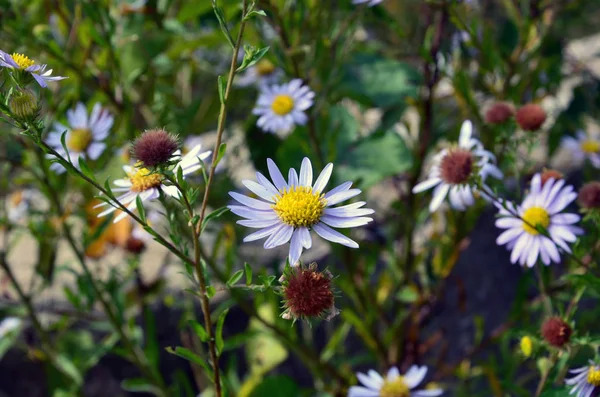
46,103 -> 113,173
348,366 -> 443,397
228,157 -> 374,265
560,130 -> 600,168
253,79 -> 314,133
495,173 -> 583,267
236,59 -> 283,87
352,0 -> 384,6
412,120 -> 503,212
566,361 -> 600,397
96,144 -> 211,223
0,51 -> 66,88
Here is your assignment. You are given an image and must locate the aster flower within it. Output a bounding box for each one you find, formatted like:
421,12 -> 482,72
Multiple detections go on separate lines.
236,59 -> 283,87
352,0 -> 384,6
253,79 -> 314,133
561,130 -> 600,168
46,103 -> 113,173
348,366 -> 443,397
412,120 -> 503,212
228,157 -> 374,265
566,361 -> 600,397
0,50 -> 66,88
95,144 -> 211,223
495,174 -> 583,267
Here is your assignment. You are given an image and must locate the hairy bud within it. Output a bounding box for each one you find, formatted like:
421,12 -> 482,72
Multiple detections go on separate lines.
578,182 -> 600,210
9,89 -> 38,120
132,128 -> 180,168
516,104 -> 546,131
541,317 -> 572,347
485,102 -> 514,125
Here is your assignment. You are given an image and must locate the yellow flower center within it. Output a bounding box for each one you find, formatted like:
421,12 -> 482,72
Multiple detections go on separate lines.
272,186 -> 326,228
128,167 -> 163,192
379,377 -> 410,397
271,94 -> 295,116
256,59 -> 276,76
520,336 -> 532,358
588,366 -> 600,386
67,128 -> 93,152
522,207 -> 550,235
11,53 -> 35,69
581,140 -> 600,154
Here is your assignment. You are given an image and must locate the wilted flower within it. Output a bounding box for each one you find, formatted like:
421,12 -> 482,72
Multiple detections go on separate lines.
495,174 -> 583,267
484,102 -> 514,125
0,50 -> 66,87
541,317 -> 572,347
280,262 -> 338,322
578,182 -> 600,210
561,130 -> 600,169
412,120 -> 502,212
132,128 -> 180,168
253,79 -> 314,133
8,89 -> 38,120
348,366 -> 443,397
228,157 -> 374,265
46,103 -> 114,173
515,103 -> 546,131
566,361 -> 600,397
95,144 -> 210,223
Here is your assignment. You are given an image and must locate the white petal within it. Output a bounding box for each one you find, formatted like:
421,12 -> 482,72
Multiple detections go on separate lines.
325,189 -> 361,206
404,366 -> 427,388
312,163 -> 333,194
458,120 -> 473,147
237,218 -> 281,228
229,205 -> 277,220
347,386 -> 379,397
429,184 -> 450,212
243,223 -> 281,242
356,372 -> 383,390
229,192 -> 272,210
312,223 -> 358,248
413,178 -> 442,193
267,158 -> 287,191
288,229 -> 304,265
299,157 -> 313,187
298,227 -> 312,249
242,180 -> 277,202
264,224 -> 293,248
320,215 -> 372,228
496,227 -> 523,245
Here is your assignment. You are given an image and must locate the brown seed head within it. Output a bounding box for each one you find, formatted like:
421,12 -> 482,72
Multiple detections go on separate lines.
484,102 -> 514,125
541,317 -> 572,347
540,169 -> 563,187
132,129 -> 179,167
578,182 -> 600,209
125,236 -> 146,254
283,264 -> 335,320
440,148 -> 474,185
516,104 -> 546,131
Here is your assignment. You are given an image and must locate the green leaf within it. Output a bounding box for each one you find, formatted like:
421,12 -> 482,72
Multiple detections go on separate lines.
336,129 -> 412,189
213,2 -> 235,48
249,376 -> 300,397
566,274 -> 600,297
227,270 -> 244,287
121,378 -> 162,394
236,46 -> 270,73
216,143 -> 227,166
539,387 -> 571,397
201,206 -> 230,232
55,354 -> 83,385
165,346 -> 213,377
143,308 -> 159,367
188,320 -> 209,342
135,194 -> 146,223
497,19 -> 519,57
244,263 -> 252,285
206,285 -> 216,298
340,54 -> 421,108
244,9 -> 267,21
77,158 -> 96,183
320,323 -> 351,362
217,75 -> 226,104
215,308 -> 229,356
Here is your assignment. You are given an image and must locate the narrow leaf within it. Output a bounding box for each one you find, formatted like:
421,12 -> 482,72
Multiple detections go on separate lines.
244,263 -> 252,286
215,308 -> 229,356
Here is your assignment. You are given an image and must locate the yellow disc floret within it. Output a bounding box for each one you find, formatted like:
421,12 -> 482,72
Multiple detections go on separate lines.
11,53 -> 35,69
522,207 -> 550,235
379,377 -> 410,397
67,128 -> 93,152
272,186 -> 325,228
581,140 -> 600,154
588,366 -> 600,386
271,94 -> 295,116
256,59 -> 276,76
128,167 -> 163,192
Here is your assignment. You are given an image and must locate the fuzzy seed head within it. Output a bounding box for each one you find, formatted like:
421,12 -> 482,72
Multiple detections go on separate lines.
516,104 -> 546,131
440,148 -> 474,185
578,182 -> 600,209
540,169 -> 563,186
282,264 -> 335,320
132,129 -> 180,167
125,236 -> 146,254
9,89 -> 38,120
484,102 -> 514,124
541,317 -> 572,347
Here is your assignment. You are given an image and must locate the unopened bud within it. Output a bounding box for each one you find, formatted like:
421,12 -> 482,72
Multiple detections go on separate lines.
9,89 -> 38,120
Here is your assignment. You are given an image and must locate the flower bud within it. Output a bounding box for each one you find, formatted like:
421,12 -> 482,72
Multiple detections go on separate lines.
541,317 -> 572,347
515,104 -> 546,131
9,89 -> 38,120
539,169 -> 563,187
131,128 -> 180,168
484,102 -> 514,125
578,182 -> 600,210
520,336 -> 533,358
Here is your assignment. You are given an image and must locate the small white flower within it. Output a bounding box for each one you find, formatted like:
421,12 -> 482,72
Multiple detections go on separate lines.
348,366 -> 443,397
495,174 -> 583,267
412,120 -> 502,212
183,136 -> 226,174
0,51 -> 66,87
236,59 -> 283,87
566,361 -> 600,397
46,103 -> 114,173
0,317 -> 21,339
95,144 -> 211,223
352,0 -> 384,6
560,130 -> 600,168
228,157 -> 374,265
253,79 -> 314,133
